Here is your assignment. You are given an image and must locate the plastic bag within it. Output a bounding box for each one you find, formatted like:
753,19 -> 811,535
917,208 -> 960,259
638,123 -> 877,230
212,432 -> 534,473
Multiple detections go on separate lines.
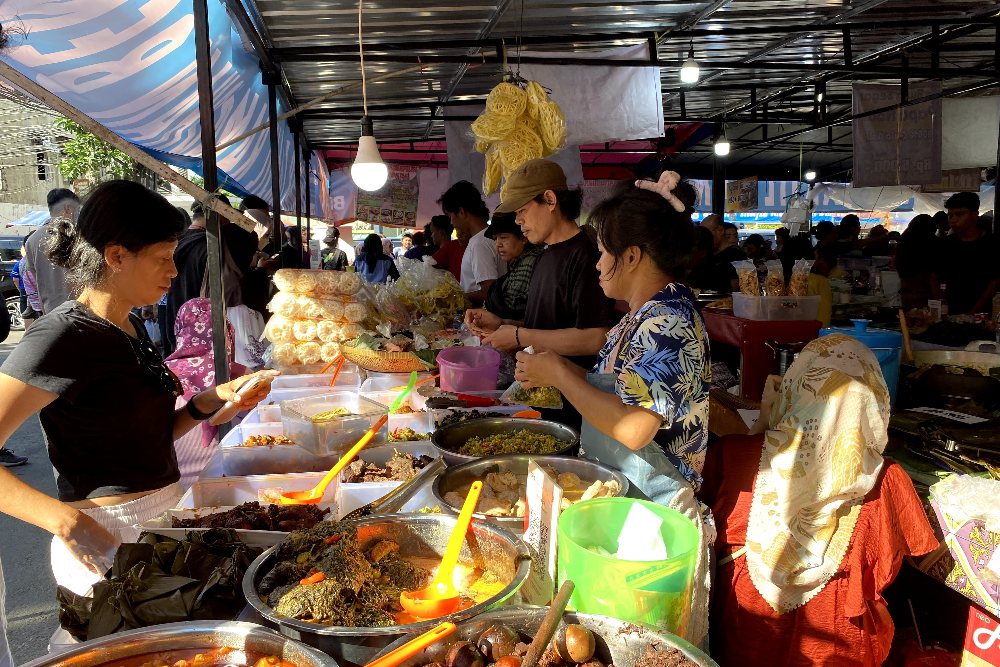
764,260 -> 786,297
733,261 -> 760,296
789,259 -> 814,297
500,381 -> 564,408
930,474 -> 1000,533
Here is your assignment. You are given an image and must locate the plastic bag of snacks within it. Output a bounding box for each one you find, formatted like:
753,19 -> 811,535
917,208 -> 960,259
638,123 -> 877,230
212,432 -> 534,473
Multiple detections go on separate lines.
789,259 -> 814,297
272,269 -> 362,297
764,260 -> 786,297
733,261 -> 760,296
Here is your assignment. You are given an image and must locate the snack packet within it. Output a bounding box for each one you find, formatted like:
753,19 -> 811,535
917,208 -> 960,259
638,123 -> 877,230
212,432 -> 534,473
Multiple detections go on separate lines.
764,260 -> 786,297
789,259 -> 814,296
733,261 -> 761,296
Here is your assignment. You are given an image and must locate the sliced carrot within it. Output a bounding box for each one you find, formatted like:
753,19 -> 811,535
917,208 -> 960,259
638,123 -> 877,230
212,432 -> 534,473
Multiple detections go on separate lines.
300,571 -> 325,585
324,534 -> 342,545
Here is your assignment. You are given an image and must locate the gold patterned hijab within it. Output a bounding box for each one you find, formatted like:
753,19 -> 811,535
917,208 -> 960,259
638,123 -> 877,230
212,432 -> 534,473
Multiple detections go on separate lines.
746,334 -> 891,613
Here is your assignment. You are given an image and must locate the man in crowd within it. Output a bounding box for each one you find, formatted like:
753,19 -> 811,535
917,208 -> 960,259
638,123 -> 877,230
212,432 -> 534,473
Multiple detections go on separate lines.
812,220 -> 838,248
932,192 -> 999,315
321,227 -> 350,270
699,214 -> 745,292
467,159 -> 615,372
23,188 -> 81,316
395,233 -> 413,259
742,233 -> 769,264
440,181 -> 506,306
835,214 -> 862,256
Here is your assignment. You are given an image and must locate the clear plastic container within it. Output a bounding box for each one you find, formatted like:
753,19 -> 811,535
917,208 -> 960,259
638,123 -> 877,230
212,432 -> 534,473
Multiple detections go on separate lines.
362,390 -> 435,436
437,347 -> 501,392
361,375 -> 435,410
271,367 -> 362,390
280,391 -> 389,457
732,293 -> 821,321
262,386 -> 346,408
219,423 -> 339,476
338,443 -> 443,517
558,498 -> 699,635
240,404 -> 283,424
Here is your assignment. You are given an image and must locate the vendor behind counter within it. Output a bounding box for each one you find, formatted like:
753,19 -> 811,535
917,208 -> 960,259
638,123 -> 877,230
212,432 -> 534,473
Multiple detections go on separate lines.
932,192 -> 1000,315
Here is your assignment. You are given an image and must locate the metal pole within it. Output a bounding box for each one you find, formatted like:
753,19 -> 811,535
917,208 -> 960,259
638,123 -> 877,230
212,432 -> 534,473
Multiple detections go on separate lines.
712,155 -> 726,215
291,118 -> 303,267
193,0 -> 230,387
303,142 -> 312,263
266,72 -> 283,265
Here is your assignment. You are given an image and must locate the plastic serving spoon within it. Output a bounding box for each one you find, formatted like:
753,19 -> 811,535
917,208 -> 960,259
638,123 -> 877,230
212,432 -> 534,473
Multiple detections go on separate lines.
388,371 -> 418,413
364,622 -> 456,667
390,374 -> 439,392
278,413 -> 388,505
399,481 -> 483,618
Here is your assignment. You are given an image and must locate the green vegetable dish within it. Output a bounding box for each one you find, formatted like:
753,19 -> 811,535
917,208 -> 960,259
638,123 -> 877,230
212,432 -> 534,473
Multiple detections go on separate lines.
458,429 -> 570,457
510,385 -> 562,408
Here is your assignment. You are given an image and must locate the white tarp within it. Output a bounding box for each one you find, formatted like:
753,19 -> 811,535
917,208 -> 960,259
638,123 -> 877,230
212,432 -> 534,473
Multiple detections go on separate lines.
813,183 -> 995,215
942,96 -> 1000,170
516,44 -> 664,145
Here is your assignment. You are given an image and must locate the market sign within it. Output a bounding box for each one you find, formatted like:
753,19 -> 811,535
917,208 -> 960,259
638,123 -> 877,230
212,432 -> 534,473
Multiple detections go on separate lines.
853,82 -> 942,187
355,165 -> 419,227
920,168 -> 983,193
726,177 -> 758,212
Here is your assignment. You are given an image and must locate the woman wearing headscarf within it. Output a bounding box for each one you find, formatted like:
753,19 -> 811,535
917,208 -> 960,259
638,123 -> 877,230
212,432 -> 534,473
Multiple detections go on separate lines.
698,335 -> 938,666
354,233 -> 400,284
165,298 -> 248,488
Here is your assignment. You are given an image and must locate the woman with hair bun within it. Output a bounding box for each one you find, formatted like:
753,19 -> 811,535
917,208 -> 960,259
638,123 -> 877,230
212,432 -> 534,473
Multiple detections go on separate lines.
0,180 -> 276,596
514,172 -> 713,649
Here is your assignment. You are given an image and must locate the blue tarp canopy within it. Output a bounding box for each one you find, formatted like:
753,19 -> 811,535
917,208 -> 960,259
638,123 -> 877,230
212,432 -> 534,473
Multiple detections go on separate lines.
5,210 -> 49,229
0,0 -> 333,217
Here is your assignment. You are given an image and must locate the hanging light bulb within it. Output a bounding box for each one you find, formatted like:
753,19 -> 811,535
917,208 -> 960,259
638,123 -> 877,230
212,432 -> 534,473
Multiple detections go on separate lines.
680,43 -> 700,84
350,0 -> 387,192
714,127 -> 730,157
804,169 -> 817,182
351,115 -> 388,191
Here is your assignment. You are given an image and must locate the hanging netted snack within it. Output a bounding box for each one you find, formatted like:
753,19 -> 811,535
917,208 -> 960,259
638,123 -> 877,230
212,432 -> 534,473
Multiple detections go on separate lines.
471,78 -> 567,194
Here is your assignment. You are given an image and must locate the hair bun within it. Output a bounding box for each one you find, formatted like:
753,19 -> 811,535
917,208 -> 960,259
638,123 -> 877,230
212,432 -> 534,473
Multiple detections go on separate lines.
43,216 -> 77,268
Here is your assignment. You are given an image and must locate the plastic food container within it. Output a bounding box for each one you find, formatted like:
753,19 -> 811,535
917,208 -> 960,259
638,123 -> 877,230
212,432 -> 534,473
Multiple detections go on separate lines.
176,471 -> 340,509
558,498 -> 699,635
732,293 -> 821,321
262,386 -> 346,407
271,367 -> 362,390
362,390 -> 435,438
280,391 -> 389,457
241,404 -> 283,424
821,318 -> 903,404
218,423 -> 339,476
337,443 -> 442,516
436,346 -> 502,392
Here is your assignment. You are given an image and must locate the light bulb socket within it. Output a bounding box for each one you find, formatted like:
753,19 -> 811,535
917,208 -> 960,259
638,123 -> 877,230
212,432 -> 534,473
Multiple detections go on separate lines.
360,115 -> 375,137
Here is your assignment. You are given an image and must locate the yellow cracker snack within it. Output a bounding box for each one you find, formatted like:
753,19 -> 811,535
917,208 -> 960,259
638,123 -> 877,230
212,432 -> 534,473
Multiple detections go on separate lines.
764,261 -> 786,297
471,112 -> 516,142
539,101 -> 567,153
296,341 -> 322,365
483,147 -> 502,195
474,138 -> 492,154
526,81 -> 548,120
486,82 -> 527,117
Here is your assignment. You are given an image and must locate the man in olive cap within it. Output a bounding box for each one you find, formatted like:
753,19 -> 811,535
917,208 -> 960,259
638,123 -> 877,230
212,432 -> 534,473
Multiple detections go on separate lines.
466,159 -> 615,372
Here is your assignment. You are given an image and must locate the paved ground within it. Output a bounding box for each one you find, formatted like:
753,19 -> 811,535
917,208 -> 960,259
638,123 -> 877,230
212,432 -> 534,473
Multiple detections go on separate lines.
0,329 -> 59,664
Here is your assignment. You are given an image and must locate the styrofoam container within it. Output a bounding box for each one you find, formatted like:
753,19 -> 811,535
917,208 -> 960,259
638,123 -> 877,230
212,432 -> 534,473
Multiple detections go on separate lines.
176,471 -> 340,509
280,391 -> 389,457
361,373 -> 436,410
271,368 -> 362,389
362,390 -> 435,435
732,293 -> 821,321
219,423 -> 339,476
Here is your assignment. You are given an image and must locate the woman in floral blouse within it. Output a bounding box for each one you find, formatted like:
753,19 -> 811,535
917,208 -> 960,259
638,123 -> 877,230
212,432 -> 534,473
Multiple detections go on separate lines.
516,174 -> 713,648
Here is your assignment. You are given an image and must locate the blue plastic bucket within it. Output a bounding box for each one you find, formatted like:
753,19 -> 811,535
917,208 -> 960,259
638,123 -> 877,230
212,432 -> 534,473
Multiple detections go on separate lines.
820,319 -> 902,404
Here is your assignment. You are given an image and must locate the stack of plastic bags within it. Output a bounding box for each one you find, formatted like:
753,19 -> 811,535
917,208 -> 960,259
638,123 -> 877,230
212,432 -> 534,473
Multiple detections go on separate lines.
264,269 -> 368,370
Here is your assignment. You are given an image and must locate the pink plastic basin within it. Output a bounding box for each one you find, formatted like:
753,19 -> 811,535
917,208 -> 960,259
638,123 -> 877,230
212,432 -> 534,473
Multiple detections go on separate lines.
436,346 -> 502,393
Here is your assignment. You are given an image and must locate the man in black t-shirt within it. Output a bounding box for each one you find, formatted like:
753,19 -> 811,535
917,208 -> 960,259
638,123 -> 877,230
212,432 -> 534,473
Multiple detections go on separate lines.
465,160 -> 615,370
932,192 -> 1000,315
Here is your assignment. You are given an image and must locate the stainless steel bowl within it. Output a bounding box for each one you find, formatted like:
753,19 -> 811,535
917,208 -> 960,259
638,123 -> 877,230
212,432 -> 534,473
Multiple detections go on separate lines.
432,418 -> 580,466
243,514 -> 531,667
369,607 -> 718,667
432,454 -> 629,528
22,621 -> 338,667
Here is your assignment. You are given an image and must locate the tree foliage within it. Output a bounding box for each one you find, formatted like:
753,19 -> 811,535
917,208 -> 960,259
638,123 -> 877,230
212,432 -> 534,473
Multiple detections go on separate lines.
53,117 -> 135,182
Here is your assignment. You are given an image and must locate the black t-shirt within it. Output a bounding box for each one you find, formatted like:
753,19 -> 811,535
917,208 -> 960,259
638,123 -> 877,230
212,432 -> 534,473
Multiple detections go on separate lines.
934,234 -> 1000,314
522,230 -> 615,369
1,302 -> 180,501
699,246 -> 745,293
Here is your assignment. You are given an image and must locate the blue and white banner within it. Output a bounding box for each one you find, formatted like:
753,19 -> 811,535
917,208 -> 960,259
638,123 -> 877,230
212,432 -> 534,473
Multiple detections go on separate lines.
0,0 -> 333,216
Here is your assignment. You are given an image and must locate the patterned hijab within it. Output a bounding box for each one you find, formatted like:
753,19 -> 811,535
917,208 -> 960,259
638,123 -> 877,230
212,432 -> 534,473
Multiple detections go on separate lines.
165,298 -> 238,398
746,334 -> 890,613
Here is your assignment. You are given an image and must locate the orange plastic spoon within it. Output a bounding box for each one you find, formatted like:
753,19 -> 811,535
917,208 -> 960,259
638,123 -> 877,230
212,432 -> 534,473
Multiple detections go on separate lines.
399,481 -> 483,619
279,414 -> 388,505
364,622 -> 456,667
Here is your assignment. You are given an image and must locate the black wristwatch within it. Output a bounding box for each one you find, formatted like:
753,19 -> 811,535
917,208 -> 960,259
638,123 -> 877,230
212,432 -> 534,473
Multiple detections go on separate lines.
185,397 -> 215,421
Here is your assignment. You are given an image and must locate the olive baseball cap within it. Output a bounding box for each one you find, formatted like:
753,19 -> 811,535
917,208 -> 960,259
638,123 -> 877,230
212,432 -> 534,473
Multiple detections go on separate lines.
495,159 -> 568,213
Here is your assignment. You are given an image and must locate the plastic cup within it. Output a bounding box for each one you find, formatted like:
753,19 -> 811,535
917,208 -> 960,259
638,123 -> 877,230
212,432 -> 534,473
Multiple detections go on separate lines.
436,347 -> 501,393
557,498 -> 699,634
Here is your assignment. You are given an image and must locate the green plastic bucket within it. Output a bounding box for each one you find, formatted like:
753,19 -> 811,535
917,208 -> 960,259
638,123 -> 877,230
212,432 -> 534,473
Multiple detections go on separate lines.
557,498 -> 699,634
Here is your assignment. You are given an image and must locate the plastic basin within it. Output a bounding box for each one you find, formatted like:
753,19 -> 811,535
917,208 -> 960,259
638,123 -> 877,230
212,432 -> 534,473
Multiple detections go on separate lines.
558,498 -> 699,635
436,346 -> 501,392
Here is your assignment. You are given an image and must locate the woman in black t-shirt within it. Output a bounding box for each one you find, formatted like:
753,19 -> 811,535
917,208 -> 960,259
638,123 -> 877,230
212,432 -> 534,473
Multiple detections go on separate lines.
0,181 -> 275,596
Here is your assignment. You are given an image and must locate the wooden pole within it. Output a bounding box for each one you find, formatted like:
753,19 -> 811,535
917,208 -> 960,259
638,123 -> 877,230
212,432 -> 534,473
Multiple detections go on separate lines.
193,0 -> 230,387
0,59 -> 257,233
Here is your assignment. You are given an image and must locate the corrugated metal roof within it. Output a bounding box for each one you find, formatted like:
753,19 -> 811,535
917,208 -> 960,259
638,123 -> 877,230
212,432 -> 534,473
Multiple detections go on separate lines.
243,0 -> 1000,179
